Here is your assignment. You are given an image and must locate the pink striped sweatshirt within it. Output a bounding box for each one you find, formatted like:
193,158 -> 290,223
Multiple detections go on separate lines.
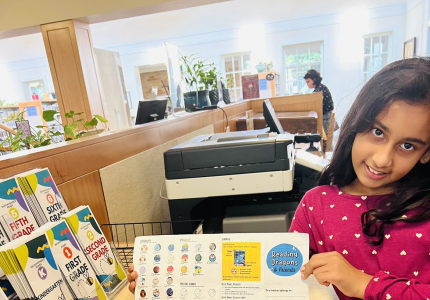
289,185 -> 430,300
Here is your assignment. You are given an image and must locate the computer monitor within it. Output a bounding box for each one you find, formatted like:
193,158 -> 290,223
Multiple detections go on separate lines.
263,99 -> 285,134
135,99 -> 168,125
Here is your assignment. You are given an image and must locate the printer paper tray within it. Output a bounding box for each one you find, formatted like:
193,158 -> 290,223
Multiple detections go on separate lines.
165,159 -> 290,180
165,170 -> 293,200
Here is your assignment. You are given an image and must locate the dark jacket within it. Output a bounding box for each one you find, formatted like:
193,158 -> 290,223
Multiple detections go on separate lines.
314,83 -> 334,115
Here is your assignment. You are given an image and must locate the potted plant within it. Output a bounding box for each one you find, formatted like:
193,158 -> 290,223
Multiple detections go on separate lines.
222,73 -> 234,104
180,54 -> 211,109
200,62 -> 219,105
0,109 -> 108,153
255,61 -> 274,73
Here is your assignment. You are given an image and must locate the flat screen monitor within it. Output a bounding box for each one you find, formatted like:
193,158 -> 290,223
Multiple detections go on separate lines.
135,99 -> 167,125
263,99 -> 285,134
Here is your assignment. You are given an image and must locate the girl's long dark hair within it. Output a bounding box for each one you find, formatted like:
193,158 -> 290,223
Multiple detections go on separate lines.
319,57 -> 430,246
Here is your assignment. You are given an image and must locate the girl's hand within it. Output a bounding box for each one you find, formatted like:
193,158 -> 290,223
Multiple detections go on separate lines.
301,251 -> 372,299
127,264 -> 138,294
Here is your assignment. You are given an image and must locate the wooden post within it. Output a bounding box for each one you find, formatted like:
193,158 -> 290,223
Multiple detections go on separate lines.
40,20 -> 105,128
246,110 -> 254,130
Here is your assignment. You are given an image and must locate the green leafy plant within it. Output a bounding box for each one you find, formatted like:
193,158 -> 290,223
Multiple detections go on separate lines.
180,53 -> 209,92
41,110 -> 108,141
257,61 -> 274,72
0,109 -> 109,153
199,62 -> 223,91
0,99 -> 17,107
225,73 -> 235,89
0,110 -> 52,152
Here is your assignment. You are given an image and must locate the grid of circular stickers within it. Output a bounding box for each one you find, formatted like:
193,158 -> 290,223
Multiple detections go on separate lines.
137,243 -> 218,298
138,243 -> 217,274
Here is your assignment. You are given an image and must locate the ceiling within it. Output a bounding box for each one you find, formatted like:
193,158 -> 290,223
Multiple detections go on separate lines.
0,0 -> 405,64
89,0 -> 405,49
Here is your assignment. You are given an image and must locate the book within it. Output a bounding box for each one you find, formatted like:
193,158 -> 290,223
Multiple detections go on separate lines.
45,220 -> 108,300
0,231 -> 68,300
62,206 -> 126,294
15,168 -> 68,226
0,178 -> 39,241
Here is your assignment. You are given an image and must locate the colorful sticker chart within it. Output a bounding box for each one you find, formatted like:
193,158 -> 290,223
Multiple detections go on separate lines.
133,233 -> 309,300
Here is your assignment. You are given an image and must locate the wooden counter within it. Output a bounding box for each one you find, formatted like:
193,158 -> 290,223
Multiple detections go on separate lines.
0,94 -> 322,230
236,111 -> 318,133
0,101 -> 251,229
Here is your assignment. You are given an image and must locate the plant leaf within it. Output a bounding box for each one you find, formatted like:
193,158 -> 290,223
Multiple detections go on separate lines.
87,118 -> 98,127
43,110 -> 57,122
40,139 -> 51,146
93,115 -> 108,123
5,112 -> 20,122
69,110 -> 75,116
64,124 -> 77,139
65,113 -> 72,118
65,137 -> 73,141
51,131 -> 63,136
36,125 -> 46,129
75,112 -> 84,116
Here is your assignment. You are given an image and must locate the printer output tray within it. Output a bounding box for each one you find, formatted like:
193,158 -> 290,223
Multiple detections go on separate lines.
164,132 -> 294,180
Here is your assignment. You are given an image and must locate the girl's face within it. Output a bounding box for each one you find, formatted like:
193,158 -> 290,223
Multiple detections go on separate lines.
351,101 -> 430,195
305,78 -> 315,89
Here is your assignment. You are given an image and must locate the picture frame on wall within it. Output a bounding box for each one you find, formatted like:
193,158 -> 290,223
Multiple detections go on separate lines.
403,37 -> 416,59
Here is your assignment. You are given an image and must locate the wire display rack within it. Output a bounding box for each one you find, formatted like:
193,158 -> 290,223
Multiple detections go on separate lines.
101,220 -> 204,269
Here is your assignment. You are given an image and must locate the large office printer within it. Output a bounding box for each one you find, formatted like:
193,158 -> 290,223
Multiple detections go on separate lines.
163,100 -> 329,234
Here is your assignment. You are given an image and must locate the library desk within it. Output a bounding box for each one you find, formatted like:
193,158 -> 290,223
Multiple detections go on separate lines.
236,111 -> 318,133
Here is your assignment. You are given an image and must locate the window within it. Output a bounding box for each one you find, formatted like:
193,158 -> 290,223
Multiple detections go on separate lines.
284,41 -> 323,96
363,33 -> 392,82
222,53 -> 251,102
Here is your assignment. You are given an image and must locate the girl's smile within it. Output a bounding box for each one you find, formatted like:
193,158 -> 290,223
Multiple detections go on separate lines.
363,163 -> 389,180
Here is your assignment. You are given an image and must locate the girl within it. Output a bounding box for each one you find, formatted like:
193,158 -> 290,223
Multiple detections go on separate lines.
295,57 -> 430,299
127,58 -> 430,299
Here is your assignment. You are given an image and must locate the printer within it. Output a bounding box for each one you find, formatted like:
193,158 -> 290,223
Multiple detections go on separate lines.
163,100 -> 329,234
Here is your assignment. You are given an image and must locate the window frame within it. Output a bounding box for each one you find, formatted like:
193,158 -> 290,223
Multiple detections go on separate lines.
221,52 -> 252,102
283,41 -> 324,96
362,32 -> 393,82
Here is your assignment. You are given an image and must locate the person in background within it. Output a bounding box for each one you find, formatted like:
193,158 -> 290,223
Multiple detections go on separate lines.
304,69 -> 334,151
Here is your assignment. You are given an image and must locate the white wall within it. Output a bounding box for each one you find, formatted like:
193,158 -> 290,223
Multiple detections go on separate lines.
406,0 -> 425,55
0,58 -> 55,103
408,0 -> 430,55
0,2 -> 411,123
105,4 -> 406,122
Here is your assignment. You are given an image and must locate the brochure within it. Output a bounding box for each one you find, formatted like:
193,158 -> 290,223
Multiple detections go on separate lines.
0,178 -> 39,241
0,231 -> 67,300
133,233 -> 309,300
15,168 -> 68,225
45,220 -> 108,300
62,206 -> 127,294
